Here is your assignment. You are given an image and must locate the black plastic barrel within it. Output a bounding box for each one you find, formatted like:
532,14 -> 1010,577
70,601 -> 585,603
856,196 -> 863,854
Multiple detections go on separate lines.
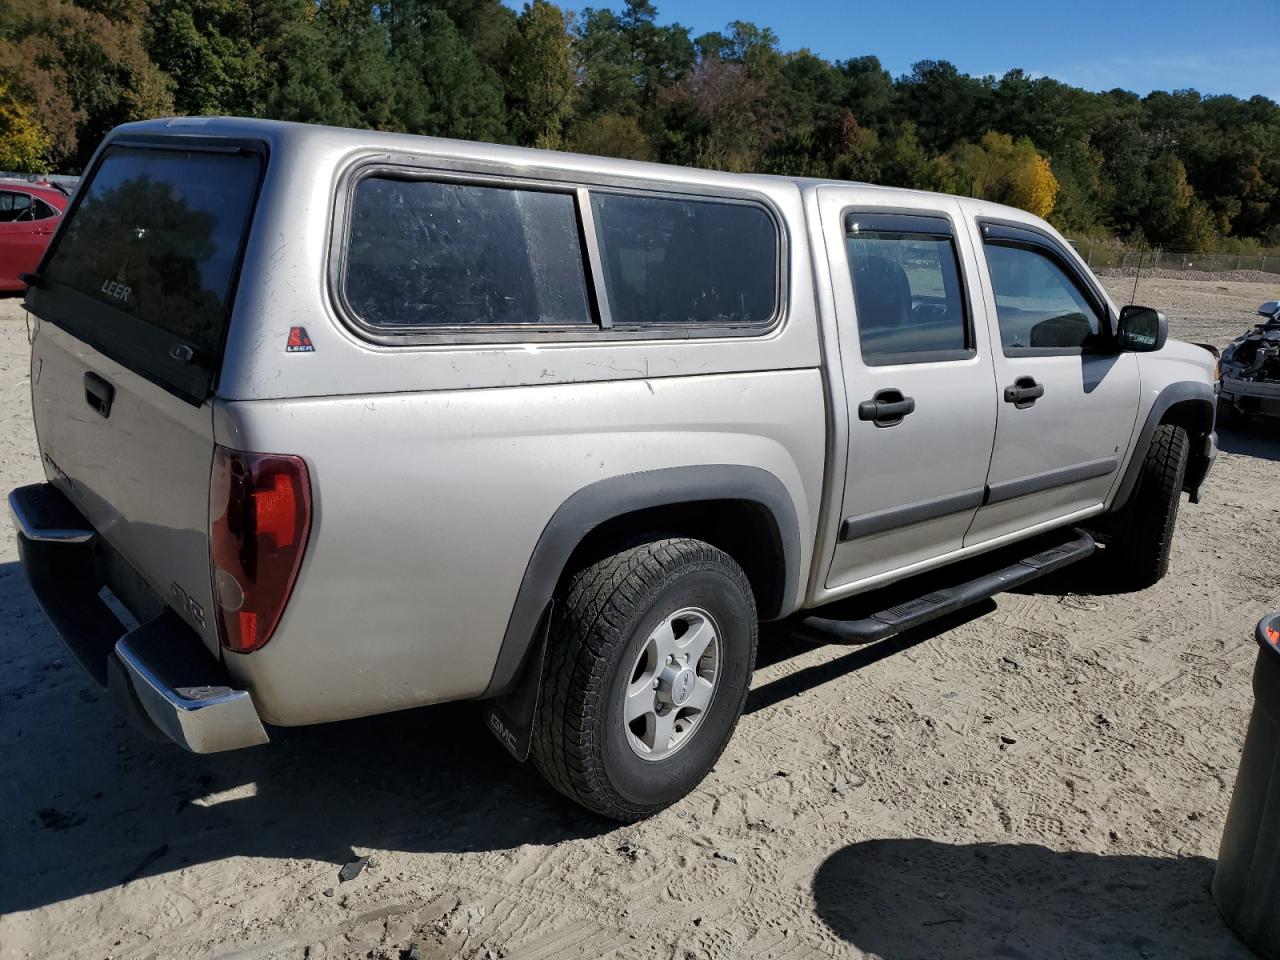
1214,612 -> 1280,959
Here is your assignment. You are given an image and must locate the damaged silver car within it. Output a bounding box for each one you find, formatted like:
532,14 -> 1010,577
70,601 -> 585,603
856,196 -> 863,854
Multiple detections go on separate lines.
1219,301 -> 1280,423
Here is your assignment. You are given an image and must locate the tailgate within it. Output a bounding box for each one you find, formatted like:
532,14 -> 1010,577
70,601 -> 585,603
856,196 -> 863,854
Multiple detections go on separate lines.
23,139 -> 265,655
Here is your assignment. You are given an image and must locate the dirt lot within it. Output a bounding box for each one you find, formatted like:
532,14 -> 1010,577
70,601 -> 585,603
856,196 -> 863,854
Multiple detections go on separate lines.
1,277 -> 1278,960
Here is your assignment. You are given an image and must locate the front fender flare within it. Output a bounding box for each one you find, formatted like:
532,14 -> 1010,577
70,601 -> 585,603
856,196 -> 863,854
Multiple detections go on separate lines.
1111,380 -> 1215,511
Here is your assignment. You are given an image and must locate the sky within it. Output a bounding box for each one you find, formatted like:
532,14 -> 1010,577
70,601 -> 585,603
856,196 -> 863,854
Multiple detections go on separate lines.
519,0 -> 1280,103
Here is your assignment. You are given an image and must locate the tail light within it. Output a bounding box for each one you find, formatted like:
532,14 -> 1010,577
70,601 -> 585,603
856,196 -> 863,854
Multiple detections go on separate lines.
210,445 -> 312,654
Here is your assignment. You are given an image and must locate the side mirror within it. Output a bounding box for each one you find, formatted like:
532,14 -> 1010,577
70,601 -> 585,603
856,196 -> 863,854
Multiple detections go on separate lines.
1258,300 -> 1280,320
1116,305 -> 1167,353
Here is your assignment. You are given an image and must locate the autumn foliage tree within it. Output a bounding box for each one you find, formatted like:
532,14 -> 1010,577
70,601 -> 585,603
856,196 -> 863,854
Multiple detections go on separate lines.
2,0 -> 1279,251
0,76 -> 50,169
950,131 -> 1060,218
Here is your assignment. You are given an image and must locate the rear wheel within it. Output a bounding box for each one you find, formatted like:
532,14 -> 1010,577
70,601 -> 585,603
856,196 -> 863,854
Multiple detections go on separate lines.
531,538 -> 757,821
1102,424 -> 1189,590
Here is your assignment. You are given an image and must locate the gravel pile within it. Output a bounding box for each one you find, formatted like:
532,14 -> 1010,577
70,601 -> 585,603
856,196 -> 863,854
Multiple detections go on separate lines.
1094,266 -> 1280,285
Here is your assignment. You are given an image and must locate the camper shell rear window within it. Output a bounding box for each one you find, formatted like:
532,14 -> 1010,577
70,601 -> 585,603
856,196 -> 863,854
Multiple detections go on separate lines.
28,140 -> 265,404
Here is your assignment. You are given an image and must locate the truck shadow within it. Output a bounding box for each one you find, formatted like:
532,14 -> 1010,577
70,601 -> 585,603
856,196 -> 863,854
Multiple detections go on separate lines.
747,603 -> 995,715
0,559 -> 611,915
1217,420 -> 1280,462
811,837 -> 1249,959
5,559 -> 982,915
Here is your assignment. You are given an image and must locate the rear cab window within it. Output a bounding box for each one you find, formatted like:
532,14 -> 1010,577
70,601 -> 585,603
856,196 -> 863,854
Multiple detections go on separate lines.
27,141 -> 265,403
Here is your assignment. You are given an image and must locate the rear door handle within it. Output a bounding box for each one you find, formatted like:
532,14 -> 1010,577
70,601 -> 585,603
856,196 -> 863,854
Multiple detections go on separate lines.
1003,376 -> 1044,409
84,371 -> 114,418
858,388 -> 916,427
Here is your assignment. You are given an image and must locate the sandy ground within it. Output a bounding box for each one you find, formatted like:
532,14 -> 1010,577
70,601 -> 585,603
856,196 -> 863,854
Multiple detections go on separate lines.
1,277 -> 1278,960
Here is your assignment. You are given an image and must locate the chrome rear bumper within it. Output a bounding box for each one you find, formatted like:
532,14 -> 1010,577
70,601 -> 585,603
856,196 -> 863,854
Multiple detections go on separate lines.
8,482 -> 268,753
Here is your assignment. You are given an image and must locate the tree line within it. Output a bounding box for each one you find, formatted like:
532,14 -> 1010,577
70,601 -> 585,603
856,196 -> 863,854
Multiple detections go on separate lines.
3,0 -> 1279,252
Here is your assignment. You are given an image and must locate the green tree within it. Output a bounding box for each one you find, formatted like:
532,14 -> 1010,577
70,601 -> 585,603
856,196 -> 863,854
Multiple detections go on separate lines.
779,49 -> 848,131
1046,139 -> 1103,233
874,122 -> 954,192
695,20 -> 781,79
1141,151 -> 1194,242
387,5 -> 507,141
420,0 -> 515,70
567,113 -> 654,160
839,56 -> 894,129
145,0 -> 261,115
573,0 -> 694,122
765,108 -> 878,182
503,1 -> 575,147
895,59 -> 989,153
4,0 -> 1280,253
261,14 -> 356,127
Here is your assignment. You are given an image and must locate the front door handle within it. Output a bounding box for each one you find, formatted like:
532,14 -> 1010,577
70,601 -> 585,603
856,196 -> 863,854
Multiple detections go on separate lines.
1003,376 -> 1044,409
858,388 -> 916,427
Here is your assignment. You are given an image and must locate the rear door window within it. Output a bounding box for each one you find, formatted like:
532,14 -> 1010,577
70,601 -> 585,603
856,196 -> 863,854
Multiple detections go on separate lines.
0,191 -> 32,222
844,213 -> 972,364
29,198 -> 58,221
343,177 -> 593,329
31,143 -> 263,403
589,192 -> 778,328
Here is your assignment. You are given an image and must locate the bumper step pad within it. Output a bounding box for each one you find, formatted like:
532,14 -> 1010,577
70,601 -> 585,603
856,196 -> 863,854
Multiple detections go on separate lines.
798,528 -> 1096,646
9,482 -> 268,753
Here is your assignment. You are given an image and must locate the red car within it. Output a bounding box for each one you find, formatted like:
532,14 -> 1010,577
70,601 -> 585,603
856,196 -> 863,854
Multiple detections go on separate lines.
0,180 -> 69,292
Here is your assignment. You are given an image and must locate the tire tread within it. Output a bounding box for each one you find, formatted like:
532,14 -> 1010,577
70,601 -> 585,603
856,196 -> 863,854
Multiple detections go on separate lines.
531,538 -> 755,821
1107,423 -> 1189,589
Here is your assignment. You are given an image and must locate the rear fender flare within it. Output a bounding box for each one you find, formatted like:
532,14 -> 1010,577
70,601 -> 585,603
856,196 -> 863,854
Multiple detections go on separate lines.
482,464 -> 801,698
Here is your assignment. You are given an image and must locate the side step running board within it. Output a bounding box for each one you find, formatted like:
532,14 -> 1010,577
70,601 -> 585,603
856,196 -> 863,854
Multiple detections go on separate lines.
797,528 -> 1096,646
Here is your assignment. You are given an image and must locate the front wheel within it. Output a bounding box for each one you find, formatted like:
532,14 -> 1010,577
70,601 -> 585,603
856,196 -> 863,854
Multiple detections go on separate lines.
531,538 -> 757,821
1101,424 -> 1189,590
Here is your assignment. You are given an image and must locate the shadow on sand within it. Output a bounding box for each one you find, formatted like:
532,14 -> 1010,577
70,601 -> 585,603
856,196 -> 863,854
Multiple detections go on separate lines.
7,553 -> 937,915
812,838 -> 1249,960
1218,418 -> 1280,462
1,558 -> 618,915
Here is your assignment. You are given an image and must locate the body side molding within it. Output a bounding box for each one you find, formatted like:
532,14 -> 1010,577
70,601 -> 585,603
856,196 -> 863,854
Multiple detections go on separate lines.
481,464 -> 802,698
985,456 -> 1118,505
840,487 -> 985,541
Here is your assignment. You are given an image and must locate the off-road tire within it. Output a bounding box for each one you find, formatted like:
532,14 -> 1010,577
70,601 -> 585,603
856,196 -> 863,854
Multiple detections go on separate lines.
1103,424 -> 1189,590
531,538 -> 757,821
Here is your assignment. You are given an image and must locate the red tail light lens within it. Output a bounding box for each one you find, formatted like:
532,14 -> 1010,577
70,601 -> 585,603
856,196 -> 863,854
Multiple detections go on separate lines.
210,446 -> 312,654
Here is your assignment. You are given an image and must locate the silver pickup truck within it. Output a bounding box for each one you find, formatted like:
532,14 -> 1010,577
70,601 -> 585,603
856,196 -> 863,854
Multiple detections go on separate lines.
9,117 -> 1216,821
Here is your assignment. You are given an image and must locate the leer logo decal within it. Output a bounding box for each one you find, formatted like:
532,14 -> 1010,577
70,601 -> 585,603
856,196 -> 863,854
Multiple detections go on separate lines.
100,278 -> 132,303
286,326 -> 315,353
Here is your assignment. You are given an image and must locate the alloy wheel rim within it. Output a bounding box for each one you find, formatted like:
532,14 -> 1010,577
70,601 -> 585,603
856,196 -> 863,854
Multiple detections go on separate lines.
623,606 -> 721,762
